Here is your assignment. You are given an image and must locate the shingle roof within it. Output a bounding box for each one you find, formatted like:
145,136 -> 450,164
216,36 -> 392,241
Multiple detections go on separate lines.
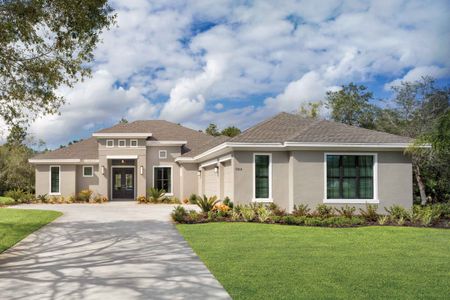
32,137 -> 99,160
181,135 -> 230,157
229,112 -> 412,144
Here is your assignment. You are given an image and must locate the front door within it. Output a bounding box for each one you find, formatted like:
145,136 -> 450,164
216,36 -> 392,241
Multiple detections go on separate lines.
112,168 -> 134,199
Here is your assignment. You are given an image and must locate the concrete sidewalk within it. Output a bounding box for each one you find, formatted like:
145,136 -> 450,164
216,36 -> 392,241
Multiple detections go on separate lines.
0,203 -> 230,300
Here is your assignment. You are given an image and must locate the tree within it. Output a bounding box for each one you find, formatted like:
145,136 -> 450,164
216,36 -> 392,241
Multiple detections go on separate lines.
119,118 -> 128,124
0,0 -> 116,127
205,123 -> 220,136
298,101 -> 323,119
221,126 -> 241,137
326,83 -> 377,129
5,125 -> 27,147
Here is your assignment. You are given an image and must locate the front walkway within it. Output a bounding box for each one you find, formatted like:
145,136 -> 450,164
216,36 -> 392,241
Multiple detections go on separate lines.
0,203 -> 230,300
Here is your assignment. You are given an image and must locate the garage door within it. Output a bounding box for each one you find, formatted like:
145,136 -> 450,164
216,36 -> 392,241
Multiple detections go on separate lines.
203,165 -> 219,197
222,160 -> 233,199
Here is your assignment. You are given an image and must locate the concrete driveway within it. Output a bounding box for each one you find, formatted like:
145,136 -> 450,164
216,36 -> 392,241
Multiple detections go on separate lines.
0,203 -> 230,300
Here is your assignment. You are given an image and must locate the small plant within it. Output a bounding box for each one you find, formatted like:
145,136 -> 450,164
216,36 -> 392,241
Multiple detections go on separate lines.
359,204 -> 378,222
214,203 -> 230,212
396,216 -> 405,226
377,215 -> 389,225
223,196 -> 234,209
315,204 -> 334,218
256,205 -> 271,222
147,188 -> 167,203
5,188 -> 27,201
292,204 -> 310,217
268,203 -> 287,216
241,206 -> 256,222
136,195 -> 147,203
304,217 -> 323,226
171,205 -> 187,223
195,195 -> 220,213
182,198 -> 189,204
67,195 -> 76,203
385,205 -> 407,221
77,189 -> 93,202
189,193 -> 198,204
231,210 -> 241,221
169,197 -> 181,204
334,205 -> 356,218
186,210 -> 202,223
37,194 -> 48,202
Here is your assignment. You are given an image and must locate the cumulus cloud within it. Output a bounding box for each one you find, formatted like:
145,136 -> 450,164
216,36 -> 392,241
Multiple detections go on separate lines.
17,0 -> 449,147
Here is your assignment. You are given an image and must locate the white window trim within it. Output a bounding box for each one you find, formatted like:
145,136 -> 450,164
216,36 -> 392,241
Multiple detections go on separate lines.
323,152 -> 379,204
106,140 -> 114,148
49,165 -> 61,195
153,165 -> 173,196
83,165 -> 94,177
159,150 -> 168,159
252,153 -> 272,202
130,139 -> 138,147
118,139 -> 126,148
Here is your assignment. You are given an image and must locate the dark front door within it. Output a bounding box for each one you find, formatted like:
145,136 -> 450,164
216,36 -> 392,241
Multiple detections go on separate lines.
112,168 -> 134,199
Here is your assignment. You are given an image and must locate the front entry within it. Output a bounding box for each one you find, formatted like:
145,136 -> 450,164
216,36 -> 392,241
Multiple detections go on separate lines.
112,168 -> 135,200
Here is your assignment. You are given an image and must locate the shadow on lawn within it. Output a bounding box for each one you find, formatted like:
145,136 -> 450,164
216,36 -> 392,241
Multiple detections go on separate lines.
0,218 -> 229,300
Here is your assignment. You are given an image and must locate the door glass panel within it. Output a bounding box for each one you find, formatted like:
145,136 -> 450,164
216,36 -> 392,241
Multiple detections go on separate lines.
114,173 -> 121,190
125,173 -> 133,190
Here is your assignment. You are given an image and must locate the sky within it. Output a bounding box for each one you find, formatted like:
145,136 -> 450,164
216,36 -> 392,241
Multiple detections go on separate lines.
2,0 -> 450,148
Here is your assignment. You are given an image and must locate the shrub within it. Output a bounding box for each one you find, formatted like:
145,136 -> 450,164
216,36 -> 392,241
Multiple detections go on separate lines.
195,195 -> 220,213
214,203 -> 230,212
377,215 -> 389,225
223,196 -> 234,209
171,205 -> 187,223
5,188 -> 27,201
304,217 -> 323,226
189,193 -> 198,204
92,194 -> 108,203
256,205 -> 271,222
182,198 -> 189,204
136,195 -> 147,204
0,196 -> 15,206
315,204 -> 334,218
335,205 -> 356,218
77,189 -> 93,202
268,203 -> 287,216
241,206 -> 256,222
37,194 -> 48,202
396,216 -> 406,226
67,195 -> 76,204
359,204 -> 379,222
147,188 -> 167,203
281,215 -> 306,225
169,197 -> 181,204
292,204 -> 310,217
385,205 -> 408,221
185,210 -> 203,223
231,210 -> 241,221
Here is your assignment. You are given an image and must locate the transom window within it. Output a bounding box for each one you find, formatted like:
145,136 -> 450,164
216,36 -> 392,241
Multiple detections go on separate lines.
50,166 -> 60,194
254,154 -> 271,200
83,166 -> 94,177
106,140 -> 114,147
118,140 -> 126,147
326,154 -> 374,199
159,150 -> 167,159
130,140 -> 138,147
154,167 -> 172,193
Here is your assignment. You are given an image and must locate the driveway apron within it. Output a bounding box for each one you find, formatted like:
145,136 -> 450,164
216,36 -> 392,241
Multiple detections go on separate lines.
0,203 -> 230,300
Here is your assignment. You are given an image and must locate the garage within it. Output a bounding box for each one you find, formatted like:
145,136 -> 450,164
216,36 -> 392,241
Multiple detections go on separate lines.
203,164 -> 219,197
222,160 -> 233,199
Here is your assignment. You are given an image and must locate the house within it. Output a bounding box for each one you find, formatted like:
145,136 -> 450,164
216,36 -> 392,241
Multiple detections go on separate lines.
29,112 -> 414,210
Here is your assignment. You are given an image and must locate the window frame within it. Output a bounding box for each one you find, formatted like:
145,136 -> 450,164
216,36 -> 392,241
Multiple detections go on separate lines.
118,139 -> 126,148
252,153 -> 272,202
106,139 -> 114,148
323,152 -> 378,204
49,165 -> 61,195
153,165 -> 173,195
82,165 -> 94,177
159,150 -> 167,159
130,139 -> 138,147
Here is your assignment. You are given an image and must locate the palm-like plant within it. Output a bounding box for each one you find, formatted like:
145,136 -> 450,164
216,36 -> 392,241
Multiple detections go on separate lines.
195,195 -> 220,212
147,188 -> 167,203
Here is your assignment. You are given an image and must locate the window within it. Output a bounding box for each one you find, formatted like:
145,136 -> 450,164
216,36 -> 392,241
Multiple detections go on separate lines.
254,154 -> 271,200
106,140 -> 114,147
83,166 -> 94,177
326,154 -> 375,201
154,167 -> 172,193
50,166 -> 60,194
159,150 -> 167,159
118,140 -> 126,147
130,139 -> 138,147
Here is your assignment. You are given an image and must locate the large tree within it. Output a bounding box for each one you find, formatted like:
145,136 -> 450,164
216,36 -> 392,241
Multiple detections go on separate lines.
0,0 -> 115,127
205,123 -> 220,136
221,126 -> 241,137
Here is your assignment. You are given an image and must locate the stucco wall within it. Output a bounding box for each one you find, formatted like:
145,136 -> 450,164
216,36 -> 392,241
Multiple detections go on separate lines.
76,165 -> 100,194
180,163 -> 198,200
292,151 -> 413,211
146,146 -> 181,198
203,164 -> 219,197
35,164 -> 77,197
222,160 -> 233,199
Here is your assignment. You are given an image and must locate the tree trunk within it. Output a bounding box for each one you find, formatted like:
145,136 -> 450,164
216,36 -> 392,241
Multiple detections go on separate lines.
414,165 -> 427,205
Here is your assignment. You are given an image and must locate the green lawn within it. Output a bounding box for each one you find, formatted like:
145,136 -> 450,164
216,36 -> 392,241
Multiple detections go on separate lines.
0,196 -> 15,206
177,223 -> 450,300
0,208 -> 62,253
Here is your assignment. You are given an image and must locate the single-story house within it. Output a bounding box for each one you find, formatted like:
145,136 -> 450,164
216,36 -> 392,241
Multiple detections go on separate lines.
29,112 -> 414,211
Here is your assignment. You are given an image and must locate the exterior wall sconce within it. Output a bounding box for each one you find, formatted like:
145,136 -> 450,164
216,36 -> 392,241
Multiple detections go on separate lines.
197,170 -> 201,176
214,166 -> 218,173
101,166 -> 105,175
140,166 -> 144,175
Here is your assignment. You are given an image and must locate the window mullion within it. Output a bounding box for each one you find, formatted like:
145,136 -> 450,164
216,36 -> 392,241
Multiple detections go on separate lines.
339,156 -> 343,198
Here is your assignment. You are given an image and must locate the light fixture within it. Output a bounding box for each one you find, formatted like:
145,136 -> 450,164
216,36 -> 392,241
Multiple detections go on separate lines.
140,166 -> 144,175
121,159 -> 125,164
214,166 -> 218,173
101,166 -> 105,175
197,170 -> 201,176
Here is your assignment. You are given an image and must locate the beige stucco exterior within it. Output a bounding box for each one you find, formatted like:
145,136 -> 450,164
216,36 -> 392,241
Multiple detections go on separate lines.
35,164 -> 77,197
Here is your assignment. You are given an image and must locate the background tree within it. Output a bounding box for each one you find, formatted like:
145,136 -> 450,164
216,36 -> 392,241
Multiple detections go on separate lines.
0,0 -> 116,128
326,83 -> 377,129
119,117 -> 128,124
205,123 -> 220,136
221,126 -> 241,137
298,101 -> 323,119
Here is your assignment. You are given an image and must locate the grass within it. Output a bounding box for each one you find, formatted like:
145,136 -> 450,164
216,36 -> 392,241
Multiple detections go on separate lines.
0,208 -> 62,253
0,196 -> 15,206
177,223 -> 450,300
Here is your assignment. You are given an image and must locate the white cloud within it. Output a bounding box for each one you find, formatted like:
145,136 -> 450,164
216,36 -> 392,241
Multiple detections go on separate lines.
385,66 -> 450,89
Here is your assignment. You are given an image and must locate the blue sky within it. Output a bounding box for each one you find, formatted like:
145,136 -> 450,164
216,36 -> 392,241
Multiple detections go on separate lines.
9,0 -> 449,149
